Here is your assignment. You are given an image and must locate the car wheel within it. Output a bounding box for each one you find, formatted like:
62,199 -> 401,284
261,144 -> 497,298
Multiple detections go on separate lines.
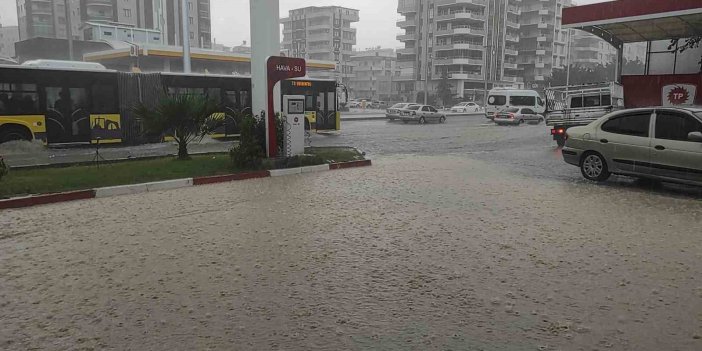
580,152 -> 610,182
403,120 -> 408,124
419,117 -> 426,124
439,116 -> 446,124
519,119 -> 525,125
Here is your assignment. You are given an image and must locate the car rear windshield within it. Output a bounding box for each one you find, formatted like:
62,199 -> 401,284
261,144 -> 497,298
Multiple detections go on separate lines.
408,105 -> 421,110
390,103 -> 405,108
488,95 -> 506,105
503,108 -> 520,113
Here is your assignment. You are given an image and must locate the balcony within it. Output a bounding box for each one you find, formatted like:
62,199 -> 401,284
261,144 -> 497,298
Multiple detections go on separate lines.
506,35 -> 520,42
397,61 -> 415,69
436,26 -> 485,37
447,72 -> 484,80
435,57 -> 484,66
438,0 -> 486,6
503,62 -> 518,69
435,11 -> 485,22
397,47 -> 417,55
505,48 -> 518,56
535,62 -> 546,68
434,42 -> 484,51
506,20 -> 520,29
539,9 -> 550,15
398,0 -> 418,14
536,49 -> 546,55
534,75 -> 546,81
503,76 -> 524,83
537,36 -> 548,42
307,46 -> 330,54
397,19 -> 416,28
538,23 -> 549,29
397,33 -> 417,41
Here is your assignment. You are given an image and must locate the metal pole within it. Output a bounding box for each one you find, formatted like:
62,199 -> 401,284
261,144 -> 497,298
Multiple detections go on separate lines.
181,0 -> 191,73
483,0 -> 491,105
423,4 -> 430,105
64,0 -> 74,60
565,29 -> 572,90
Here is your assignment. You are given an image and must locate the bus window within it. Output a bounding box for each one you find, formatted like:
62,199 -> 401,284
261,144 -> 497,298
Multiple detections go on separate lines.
224,91 -> 238,108
305,95 -> 314,111
47,87 -> 88,114
510,96 -> 536,106
239,91 -> 250,108
204,88 -> 221,103
601,94 -> 612,106
91,84 -> 117,114
0,83 -> 39,115
570,96 -> 583,108
327,92 -> 336,112
317,92 -> 325,111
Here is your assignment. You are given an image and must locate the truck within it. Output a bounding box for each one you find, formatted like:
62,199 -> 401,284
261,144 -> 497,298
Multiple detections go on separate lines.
544,82 -> 625,147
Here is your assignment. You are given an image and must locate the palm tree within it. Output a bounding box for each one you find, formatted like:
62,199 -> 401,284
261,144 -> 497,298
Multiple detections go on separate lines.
134,94 -> 221,160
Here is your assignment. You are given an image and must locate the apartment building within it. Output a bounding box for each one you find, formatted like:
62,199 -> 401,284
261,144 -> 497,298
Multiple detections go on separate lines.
518,0 -> 571,88
0,25 -> 20,58
396,0 -> 523,103
16,0 -> 211,48
281,6 -> 360,82
570,30 -> 617,68
348,48 -> 397,101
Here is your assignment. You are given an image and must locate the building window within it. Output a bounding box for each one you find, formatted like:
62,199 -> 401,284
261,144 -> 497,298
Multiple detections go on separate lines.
190,32 -> 194,39
124,9 -> 132,17
189,17 -> 194,24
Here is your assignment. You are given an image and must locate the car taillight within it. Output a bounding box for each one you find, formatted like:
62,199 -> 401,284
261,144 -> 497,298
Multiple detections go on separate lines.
509,113 -> 515,119
551,128 -> 566,135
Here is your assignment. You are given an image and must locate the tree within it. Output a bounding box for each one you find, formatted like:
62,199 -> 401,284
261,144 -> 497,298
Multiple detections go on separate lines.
135,94 -> 221,160
546,63 -> 616,87
436,73 -> 455,107
670,36 -> 702,71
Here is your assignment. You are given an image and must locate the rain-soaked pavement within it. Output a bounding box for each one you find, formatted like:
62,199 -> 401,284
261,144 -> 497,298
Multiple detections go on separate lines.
1,116 -> 702,350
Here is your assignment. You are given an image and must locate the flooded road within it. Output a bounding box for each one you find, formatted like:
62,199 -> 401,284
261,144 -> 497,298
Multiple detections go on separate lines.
1,154 -> 701,350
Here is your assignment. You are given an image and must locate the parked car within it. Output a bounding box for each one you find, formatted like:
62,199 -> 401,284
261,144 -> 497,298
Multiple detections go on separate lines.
348,101 -> 361,108
386,103 -> 418,120
562,107 -> 702,186
451,102 -> 483,113
399,105 -> 447,124
493,107 -> 545,125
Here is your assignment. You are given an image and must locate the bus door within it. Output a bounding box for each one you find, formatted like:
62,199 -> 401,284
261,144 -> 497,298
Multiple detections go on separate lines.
316,89 -> 338,130
44,86 -> 91,144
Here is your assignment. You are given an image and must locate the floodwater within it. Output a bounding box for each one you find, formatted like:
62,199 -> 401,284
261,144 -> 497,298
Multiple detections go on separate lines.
1,155 -> 701,350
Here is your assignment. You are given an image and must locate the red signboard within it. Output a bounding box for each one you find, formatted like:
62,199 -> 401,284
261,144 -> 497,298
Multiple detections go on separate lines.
621,74 -> 702,108
266,56 -> 307,157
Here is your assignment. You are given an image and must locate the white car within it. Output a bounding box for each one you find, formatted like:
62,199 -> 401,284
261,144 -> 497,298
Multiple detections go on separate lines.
399,105 -> 447,124
451,102 -> 482,113
386,103 -> 417,120
562,107 -> 702,185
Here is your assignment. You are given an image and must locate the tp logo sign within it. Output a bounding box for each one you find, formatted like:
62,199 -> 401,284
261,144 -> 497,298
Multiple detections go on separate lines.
662,84 -> 697,106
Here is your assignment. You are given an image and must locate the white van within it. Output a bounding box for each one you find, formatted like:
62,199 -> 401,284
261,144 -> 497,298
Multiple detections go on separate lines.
485,89 -> 546,119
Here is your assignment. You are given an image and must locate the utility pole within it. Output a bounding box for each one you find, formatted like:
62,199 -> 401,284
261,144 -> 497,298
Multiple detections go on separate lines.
423,3 -> 431,105
181,0 -> 191,73
482,0 -> 491,105
565,28 -> 572,91
64,0 -> 74,60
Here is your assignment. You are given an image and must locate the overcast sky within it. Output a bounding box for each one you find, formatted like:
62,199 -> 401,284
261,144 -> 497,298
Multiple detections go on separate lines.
0,0 -> 608,49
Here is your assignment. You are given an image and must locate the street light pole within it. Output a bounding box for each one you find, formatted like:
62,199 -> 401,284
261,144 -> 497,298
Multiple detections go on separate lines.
64,0 -> 74,60
181,0 -> 191,73
482,0 -> 491,105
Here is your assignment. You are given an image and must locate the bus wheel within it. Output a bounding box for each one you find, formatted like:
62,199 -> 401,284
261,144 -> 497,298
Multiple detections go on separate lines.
0,125 -> 32,144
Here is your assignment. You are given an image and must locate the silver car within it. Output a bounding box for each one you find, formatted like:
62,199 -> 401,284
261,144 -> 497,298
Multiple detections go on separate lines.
562,107 -> 702,186
399,105 -> 447,124
386,103 -> 417,120
493,107 -> 545,125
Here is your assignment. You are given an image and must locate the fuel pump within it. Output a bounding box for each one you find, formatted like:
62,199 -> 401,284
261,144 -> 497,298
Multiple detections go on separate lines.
282,95 -> 306,156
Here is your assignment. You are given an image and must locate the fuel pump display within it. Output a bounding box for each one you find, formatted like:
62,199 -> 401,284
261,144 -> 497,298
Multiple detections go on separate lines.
283,95 -> 306,156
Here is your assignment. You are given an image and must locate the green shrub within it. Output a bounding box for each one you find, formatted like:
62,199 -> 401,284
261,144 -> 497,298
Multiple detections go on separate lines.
230,113 -> 286,169
0,156 -> 8,181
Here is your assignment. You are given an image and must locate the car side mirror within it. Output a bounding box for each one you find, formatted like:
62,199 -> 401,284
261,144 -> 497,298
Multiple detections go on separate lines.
688,131 -> 702,142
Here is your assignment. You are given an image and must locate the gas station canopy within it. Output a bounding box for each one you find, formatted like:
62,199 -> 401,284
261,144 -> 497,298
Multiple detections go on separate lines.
562,0 -> 702,46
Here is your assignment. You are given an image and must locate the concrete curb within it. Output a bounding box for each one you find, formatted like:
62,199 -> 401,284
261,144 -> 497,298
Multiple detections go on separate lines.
0,160 -> 372,210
